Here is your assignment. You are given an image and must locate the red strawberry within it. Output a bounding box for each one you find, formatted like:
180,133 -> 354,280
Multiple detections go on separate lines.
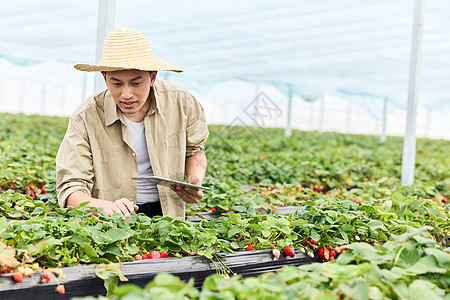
443,196 -> 448,204
13,272 -> 23,283
10,185 -> 16,190
284,246 -> 295,258
318,247 -> 325,259
42,271 -> 51,282
245,244 -> 253,251
56,285 -> 65,294
5,268 -> 12,273
304,240 -> 311,246
134,255 -> 142,260
272,249 -> 280,259
42,189 -> 47,194
142,253 -> 149,259
310,240 -> 317,245
327,245 -> 333,252
29,191 -> 35,198
210,207 -> 216,212
148,251 -> 161,259
329,250 -> 336,258
326,256 -> 335,262
353,200 -> 361,205
160,252 -> 168,258
41,184 -> 46,189
270,186 -> 275,191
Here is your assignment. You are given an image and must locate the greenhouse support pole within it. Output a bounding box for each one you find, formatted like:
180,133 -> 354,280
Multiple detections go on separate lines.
401,0 -> 425,186
0,57 -> 2,110
345,102 -> 352,133
309,101 -> 314,130
284,84 -> 293,137
319,97 -> 324,134
94,0 -> 116,93
380,97 -> 388,143
82,72 -> 88,103
41,84 -> 46,114
425,109 -> 430,138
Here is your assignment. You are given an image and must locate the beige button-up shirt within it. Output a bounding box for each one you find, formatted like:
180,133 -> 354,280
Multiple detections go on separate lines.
55,79 -> 209,218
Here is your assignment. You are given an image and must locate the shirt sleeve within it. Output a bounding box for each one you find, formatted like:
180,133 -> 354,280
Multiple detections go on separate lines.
55,115 -> 94,208
185,94 -> 209,157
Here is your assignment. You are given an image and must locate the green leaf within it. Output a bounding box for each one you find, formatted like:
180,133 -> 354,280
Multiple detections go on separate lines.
0,217 -> 7,231
105,244 -> 122,257
30,207 -> 44,215
408,279 -> 445,300
69,234 -> 90,244
396,245 -> 420,266
125,244 -> 140,255
405,256 -> 447,275
338,279 -> 369,300
228,227 -> 241,238
80,242 -> 98,258
310,229 -> 320,243
424,248 -> 450,266
105,228 -> 131,243
413,236 -> 436,245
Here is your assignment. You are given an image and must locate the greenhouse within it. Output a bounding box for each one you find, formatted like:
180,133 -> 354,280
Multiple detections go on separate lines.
0,0 -> 449,299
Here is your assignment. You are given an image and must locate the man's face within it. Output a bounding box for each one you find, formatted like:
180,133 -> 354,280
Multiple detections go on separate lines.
103,69 -> 157,122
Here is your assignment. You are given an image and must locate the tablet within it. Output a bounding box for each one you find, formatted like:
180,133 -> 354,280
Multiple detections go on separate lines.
131,176 -> 211,190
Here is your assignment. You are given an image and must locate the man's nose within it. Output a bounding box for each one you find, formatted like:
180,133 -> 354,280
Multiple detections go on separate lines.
122,85 -> 133,99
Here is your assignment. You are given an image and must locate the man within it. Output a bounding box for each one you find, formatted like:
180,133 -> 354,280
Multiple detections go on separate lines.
55,28 -> 209,219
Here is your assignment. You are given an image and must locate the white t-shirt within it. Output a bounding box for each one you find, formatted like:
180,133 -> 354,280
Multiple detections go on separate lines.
124,116 -> 160,204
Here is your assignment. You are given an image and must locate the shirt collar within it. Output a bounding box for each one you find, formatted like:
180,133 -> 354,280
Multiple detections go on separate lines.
104,80 -> 161,127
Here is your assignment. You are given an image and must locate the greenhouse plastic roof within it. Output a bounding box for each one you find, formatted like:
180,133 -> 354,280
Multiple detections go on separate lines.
1,0 -> 450,112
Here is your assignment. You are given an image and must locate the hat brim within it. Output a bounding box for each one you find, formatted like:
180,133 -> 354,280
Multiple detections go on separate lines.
74,61 -> 183,72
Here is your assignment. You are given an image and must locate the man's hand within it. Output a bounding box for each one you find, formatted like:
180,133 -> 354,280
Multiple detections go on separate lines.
66,191 -> 138,217
93,198 -> 139,216
170,177 -> 204,203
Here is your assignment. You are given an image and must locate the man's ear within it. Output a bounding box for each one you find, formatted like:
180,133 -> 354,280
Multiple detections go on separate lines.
150,71 -> 158,86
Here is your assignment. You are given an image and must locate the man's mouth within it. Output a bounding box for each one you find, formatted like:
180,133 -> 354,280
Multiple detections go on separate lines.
121,101 -> 137,108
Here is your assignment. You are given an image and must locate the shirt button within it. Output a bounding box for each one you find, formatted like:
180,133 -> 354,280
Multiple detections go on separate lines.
132,153 -> 136,157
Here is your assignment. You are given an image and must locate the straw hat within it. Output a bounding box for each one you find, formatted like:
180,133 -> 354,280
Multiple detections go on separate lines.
74,28 -> 182,72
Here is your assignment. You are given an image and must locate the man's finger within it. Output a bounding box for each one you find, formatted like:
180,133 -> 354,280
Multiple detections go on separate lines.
120,198 -> 135,212
114,201 -> 131,216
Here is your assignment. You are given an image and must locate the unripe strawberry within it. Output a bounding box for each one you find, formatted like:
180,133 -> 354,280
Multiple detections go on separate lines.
24,267 -> 33,278
272,249 -> 280,259
134,254 -> 142,260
